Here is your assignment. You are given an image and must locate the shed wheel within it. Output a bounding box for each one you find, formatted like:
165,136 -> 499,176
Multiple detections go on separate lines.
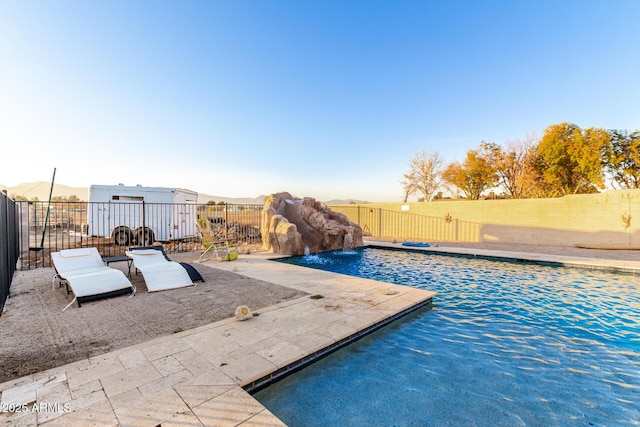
113,229 -> 131,246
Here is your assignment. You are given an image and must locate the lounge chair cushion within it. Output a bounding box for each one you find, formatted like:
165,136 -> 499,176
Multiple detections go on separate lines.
126,249 -> 194,292
132,245 -> 204,283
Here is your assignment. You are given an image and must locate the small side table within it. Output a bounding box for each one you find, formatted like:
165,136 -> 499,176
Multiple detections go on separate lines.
103,256 -> 134,277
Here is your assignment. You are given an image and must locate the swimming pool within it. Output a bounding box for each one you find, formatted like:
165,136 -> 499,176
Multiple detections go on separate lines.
254,247 -> 640,426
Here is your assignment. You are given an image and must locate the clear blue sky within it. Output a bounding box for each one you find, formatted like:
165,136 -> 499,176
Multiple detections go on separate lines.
1,0 -> 639,202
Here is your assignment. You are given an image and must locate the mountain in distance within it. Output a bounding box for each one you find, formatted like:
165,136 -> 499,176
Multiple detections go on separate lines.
0,182 -> 369,205
198,193 -> 267,205
1,182 -> 91,201
323,198 -> 370,205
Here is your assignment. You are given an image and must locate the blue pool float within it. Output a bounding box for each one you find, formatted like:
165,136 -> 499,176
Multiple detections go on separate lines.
402,241 -> 430,248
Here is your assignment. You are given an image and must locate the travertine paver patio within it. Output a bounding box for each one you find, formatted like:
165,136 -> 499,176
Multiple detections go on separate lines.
0,252 -> 435,426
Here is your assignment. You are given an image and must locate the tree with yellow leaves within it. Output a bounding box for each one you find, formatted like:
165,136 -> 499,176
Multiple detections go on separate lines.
534,123 -> 609,196
441,142 -> 499,200
603,129 -> 640,189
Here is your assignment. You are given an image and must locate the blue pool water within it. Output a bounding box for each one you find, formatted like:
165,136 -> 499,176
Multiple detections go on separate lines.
254,247 -> 640,426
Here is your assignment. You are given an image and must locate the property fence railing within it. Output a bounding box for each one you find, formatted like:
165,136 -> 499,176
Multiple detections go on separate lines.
11,201 -> 477,273
15,201 -> 263,270
1,191 -> 20,313
329,205 -> 481,242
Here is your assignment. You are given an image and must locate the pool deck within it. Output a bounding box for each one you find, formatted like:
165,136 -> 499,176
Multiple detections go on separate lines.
2,241 -> 640,426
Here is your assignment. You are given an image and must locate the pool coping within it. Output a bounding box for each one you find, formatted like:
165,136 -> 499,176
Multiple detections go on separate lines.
242,294 -> 433,394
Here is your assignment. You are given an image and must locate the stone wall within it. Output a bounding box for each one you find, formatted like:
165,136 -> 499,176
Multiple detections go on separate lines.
330,189 -> 640,247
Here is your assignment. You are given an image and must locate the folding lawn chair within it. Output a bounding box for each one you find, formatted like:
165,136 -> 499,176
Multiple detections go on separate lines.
195,218 -> 239,262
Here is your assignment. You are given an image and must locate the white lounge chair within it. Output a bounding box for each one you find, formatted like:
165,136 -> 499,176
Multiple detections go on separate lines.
125,249 -> 194,292
51,248 -> 135,312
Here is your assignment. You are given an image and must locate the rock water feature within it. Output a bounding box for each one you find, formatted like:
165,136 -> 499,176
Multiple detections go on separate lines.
261,192 -> 364,256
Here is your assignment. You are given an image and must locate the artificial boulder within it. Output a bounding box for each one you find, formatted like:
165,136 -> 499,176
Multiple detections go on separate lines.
261,192 -> 364,256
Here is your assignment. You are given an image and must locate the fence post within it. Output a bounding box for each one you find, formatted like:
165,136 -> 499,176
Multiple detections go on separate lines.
142,201 -> 146,238
1,192 -> 7,310
455,218 -> 459,241
225,203 -> 229,241
1,191 -> 19,314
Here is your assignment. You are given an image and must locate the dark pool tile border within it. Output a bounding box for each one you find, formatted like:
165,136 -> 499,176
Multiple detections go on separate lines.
243,295 -> 434,394
273,244 -> 640,277
370,244 -> 640,276
377,244 -> 561,267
